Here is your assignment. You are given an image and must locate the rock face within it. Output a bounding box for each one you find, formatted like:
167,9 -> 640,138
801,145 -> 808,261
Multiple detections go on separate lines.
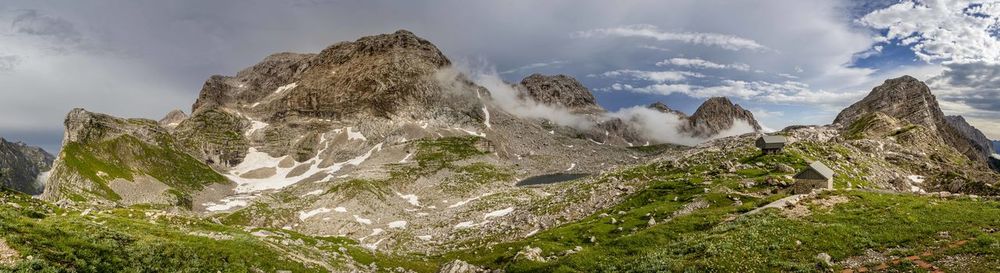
0,138 -> 53,195
191,30 -> 460,121
834,75 -> 990,165
682,97 -> 762,138
945,115 -> 995,158
518,74 -> 602,113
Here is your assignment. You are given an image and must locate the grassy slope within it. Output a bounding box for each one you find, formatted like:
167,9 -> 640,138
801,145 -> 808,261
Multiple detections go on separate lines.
438,140 -> 1000,272
61,134 -> 227,204
0,189 -> 325,273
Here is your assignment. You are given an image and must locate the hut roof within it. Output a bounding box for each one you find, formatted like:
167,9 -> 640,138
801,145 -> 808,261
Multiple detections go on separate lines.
758,135 -> 787,144
797,161 -> 835,180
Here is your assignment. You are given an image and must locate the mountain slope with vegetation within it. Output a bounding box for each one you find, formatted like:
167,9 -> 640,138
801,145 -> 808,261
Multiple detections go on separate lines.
5,30 -> 1000,273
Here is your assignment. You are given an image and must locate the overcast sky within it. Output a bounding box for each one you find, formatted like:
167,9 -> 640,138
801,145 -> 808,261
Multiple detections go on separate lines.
1,0 -> 998,153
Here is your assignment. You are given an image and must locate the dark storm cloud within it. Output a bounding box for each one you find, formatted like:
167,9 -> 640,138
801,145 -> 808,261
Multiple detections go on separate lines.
10,9 -> 81,42
929,62 -> 1000,116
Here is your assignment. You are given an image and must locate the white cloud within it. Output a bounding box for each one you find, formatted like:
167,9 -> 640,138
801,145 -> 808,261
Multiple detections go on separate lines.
860,0 -> 1000,65
609,79 -> 863,106
572,24 -> 768,51
500,60 -> 567,74
656,57 -> 751,71
593,69 -> 703,83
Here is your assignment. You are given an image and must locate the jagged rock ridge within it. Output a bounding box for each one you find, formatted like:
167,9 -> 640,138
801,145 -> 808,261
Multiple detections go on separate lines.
0,138 -> 53,195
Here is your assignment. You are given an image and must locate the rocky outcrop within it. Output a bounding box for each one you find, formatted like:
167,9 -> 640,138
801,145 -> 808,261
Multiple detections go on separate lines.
682,97 -> 762,138
437,260 -> 489,273
42,108 -> 227,206
0,138 -> 53,195
834,75 -> 990,165
518,74 -> 603,113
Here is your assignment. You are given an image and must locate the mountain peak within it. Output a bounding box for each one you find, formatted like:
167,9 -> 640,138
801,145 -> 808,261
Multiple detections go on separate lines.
834,75 -> 938,128
314,29 -> 450,67
159,109 -> 188,129
190,30 -> 462,119
683,97 -> 762,137
518,74 -> 601,112
835,76 -> 992,164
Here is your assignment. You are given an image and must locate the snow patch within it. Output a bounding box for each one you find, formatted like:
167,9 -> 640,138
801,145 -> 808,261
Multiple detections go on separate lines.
416,235 -> 433,241
226,143 -> 383,193
274,82 -> 298,94
482,106 -> 492,128
457,128 -> 486,137
388,220 -> 407,229
454,221 -> 477,229
484,207 -> 514,219
566,163 -> 576,172
363,238 -> 385,250
304,189 -> 324,196
907,175 -> 925,184
245,120 -> 269,137
353,215 -> 373,225
396,192 -> 420,206
399,153 -> 413,163
334,207 -> 347,213
346,127 -> 367,141
448,193 -> 492,208
298,208 -> 332,221
203,194 -> 255,212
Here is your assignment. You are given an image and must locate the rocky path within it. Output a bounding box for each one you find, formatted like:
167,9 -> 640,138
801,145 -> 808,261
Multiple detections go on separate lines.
840,239 -> 969,273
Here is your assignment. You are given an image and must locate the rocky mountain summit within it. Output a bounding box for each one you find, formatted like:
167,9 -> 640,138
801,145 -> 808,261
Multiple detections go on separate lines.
645,97 -> 762,138
0,138 -> 53,195
835,76 -> 991,165
518,74 -> 603,113
684,97 -> 762,137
